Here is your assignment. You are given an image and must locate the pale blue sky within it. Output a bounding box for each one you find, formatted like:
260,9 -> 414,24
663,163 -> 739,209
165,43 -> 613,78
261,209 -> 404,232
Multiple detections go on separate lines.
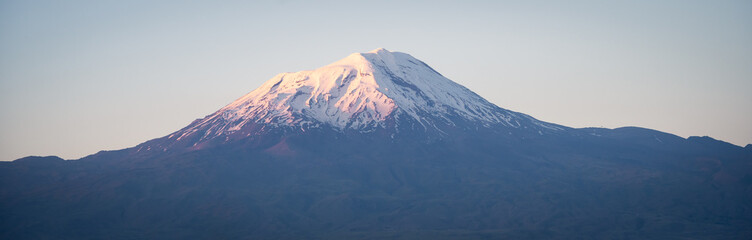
1,0 -> 751,160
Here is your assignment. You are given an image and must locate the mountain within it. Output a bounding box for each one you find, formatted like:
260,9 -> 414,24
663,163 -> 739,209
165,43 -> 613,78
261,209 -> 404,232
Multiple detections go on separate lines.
135,48 -> 563,155
2,49 -> 751,239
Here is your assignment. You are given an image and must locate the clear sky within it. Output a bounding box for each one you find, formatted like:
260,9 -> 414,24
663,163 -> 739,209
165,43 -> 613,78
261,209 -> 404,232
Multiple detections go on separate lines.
1,0 -> 751,160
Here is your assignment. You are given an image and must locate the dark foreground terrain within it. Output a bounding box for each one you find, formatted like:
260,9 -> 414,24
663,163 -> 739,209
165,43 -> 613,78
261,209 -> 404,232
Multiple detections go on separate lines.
2,126 -> 751,239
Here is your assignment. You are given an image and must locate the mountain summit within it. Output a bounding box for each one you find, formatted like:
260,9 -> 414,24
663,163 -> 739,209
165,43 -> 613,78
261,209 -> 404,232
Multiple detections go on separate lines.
153,48 -> 562,152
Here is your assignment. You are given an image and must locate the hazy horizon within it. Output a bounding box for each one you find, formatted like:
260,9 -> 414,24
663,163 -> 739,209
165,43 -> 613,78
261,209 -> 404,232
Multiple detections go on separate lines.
2,0 -> 751,160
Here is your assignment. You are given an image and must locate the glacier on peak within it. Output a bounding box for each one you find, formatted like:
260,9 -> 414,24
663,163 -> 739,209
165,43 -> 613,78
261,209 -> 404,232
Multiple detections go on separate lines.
172,48 -> 562,142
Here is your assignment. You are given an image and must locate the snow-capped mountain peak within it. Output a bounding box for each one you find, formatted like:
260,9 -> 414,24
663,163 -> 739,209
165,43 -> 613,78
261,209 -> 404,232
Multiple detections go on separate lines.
169,48 -> 562,143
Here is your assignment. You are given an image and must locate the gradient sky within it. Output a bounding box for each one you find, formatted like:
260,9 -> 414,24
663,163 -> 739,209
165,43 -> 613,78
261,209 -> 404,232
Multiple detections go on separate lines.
1,0 -> 751,160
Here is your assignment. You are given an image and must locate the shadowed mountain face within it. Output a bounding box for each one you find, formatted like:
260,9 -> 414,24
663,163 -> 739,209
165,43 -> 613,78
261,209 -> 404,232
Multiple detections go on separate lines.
2,49 -> 751,239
